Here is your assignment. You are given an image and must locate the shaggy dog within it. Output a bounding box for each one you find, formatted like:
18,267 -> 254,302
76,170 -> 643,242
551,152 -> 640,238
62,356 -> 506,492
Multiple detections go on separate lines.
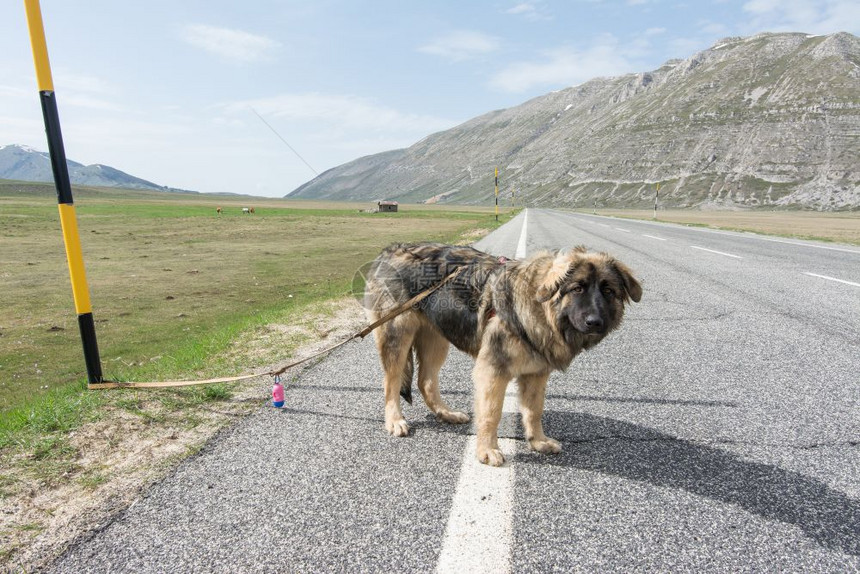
364,243 -> 641,466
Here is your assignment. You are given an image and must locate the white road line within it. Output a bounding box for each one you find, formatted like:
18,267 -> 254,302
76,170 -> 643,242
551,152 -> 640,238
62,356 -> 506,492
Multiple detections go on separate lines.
803,272 -> 860,288
615,228 -> 631,233
690,246 -> 743,259
438,199 -> 526,572
515,209 -> 528,259
436,390 -> 518,574
642,234 -> 667,241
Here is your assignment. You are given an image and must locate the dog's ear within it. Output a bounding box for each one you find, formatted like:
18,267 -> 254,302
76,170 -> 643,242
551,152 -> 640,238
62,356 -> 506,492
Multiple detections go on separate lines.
611,260 -> 642,303
536,250 -> 578,303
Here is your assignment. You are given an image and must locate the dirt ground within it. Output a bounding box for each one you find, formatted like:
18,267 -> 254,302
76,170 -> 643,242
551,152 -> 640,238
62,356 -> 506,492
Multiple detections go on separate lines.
0,298 -> 368,572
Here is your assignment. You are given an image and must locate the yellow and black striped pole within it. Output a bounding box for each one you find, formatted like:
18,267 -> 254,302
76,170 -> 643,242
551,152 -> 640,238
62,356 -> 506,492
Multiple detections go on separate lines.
494,167 -> 499,222
24,0 -> 103,384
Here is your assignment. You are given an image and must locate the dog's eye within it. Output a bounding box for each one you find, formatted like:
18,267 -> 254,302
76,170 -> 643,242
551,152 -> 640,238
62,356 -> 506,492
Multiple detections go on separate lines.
571,285 -> 584,294
602,288 -> 614,298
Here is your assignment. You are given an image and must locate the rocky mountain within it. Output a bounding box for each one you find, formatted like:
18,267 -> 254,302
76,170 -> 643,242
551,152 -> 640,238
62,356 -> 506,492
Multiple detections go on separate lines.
0,144 -> 191,192
290,32 -> 860,210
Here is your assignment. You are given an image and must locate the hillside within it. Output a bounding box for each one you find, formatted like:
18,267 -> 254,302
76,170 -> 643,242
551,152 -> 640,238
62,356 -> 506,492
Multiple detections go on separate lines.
289,32 -> 860,210
0,144 -> 193,193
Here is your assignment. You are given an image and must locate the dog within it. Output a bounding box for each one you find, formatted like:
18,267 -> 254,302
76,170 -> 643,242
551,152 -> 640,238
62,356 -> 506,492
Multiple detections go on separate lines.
364,242 -> 642,466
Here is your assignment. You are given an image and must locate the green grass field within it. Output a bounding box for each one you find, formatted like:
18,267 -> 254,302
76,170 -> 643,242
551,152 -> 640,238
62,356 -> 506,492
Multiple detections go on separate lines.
0,181 -> 512,414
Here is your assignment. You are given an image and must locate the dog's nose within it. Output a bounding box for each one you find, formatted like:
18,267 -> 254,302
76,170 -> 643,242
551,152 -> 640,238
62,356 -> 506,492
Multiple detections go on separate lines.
584,315 -> 604,330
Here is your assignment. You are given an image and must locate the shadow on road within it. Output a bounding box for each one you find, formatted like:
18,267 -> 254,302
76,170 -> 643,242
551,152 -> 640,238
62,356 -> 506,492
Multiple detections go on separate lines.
524,412 -> 860,556
545,393 -> 739,408
295,383 -> 738,409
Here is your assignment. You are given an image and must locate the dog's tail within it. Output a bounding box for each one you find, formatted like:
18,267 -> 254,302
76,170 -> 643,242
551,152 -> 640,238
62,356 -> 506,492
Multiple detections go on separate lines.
400,346 -> 415,404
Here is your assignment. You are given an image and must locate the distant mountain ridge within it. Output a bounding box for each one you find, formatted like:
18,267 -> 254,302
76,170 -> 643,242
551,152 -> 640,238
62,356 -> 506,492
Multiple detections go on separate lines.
0,144 -> 195,193
289,32 -> 860,210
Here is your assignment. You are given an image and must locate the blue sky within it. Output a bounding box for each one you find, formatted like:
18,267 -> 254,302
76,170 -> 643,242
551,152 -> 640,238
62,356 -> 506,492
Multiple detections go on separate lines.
2,1 -> 858,197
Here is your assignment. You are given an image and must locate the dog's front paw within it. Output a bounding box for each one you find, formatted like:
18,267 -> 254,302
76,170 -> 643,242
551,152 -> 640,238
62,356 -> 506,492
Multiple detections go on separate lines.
386,418 -> 410,437
476,447 -> 505,467
529,437 -> 562,454
437,410 -> 470,425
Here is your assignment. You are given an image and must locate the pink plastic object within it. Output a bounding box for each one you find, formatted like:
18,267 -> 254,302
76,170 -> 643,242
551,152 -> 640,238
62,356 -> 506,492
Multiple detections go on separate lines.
272,378 -> 285,408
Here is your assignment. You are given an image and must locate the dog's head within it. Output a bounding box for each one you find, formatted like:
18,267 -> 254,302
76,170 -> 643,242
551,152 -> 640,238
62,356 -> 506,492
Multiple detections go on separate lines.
535,247 -> 642,338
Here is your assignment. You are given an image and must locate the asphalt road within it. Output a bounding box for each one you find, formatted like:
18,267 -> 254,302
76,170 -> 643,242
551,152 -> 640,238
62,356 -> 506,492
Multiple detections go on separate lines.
51,208 -> 860,573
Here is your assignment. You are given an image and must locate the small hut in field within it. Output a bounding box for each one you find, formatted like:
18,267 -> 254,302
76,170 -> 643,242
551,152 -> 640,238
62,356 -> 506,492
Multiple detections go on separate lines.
377,200 -> 398,213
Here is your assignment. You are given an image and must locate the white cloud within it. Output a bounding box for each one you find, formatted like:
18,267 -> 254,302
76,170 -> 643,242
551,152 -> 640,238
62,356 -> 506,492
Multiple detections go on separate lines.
181,24 -> 281,62
507,3 -> 536,15
53,72 -> 117,95
505,2 -> 552,21
61,95 -> 126,112
418,30 -> 501,61
63,117 -> 193,147
489,36 -> 637,92
741,0 -> 860,35
0,114 -> 45,148
0,84 -> 29,99
221,93 -> 456,134
646,27 -> 667,36
52,71 -> 127,112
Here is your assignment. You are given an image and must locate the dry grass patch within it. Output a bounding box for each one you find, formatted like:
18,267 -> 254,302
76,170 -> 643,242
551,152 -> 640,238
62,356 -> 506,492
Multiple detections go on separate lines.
598,209 -> 860,245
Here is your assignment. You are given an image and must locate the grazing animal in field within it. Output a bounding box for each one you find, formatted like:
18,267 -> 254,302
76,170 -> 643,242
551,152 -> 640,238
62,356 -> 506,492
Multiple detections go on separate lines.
364,242 -> 642,466
216,207 -> 222,214
242,207 -> 250,214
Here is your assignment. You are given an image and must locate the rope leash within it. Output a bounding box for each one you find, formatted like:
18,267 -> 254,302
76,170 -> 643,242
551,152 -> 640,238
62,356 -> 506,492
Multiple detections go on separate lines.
87,266 -> 465,390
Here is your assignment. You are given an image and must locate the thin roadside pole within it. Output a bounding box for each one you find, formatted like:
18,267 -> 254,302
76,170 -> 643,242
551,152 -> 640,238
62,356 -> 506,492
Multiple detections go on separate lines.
654,182 -> 660,220
494,167 -> 499,222
24,0 -> 103,384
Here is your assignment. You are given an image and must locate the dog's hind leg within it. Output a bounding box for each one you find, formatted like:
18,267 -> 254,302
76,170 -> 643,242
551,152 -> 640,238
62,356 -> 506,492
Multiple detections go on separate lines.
518,373 -> 561,455
415,327 -> 469,425
376,314 -> 418,437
